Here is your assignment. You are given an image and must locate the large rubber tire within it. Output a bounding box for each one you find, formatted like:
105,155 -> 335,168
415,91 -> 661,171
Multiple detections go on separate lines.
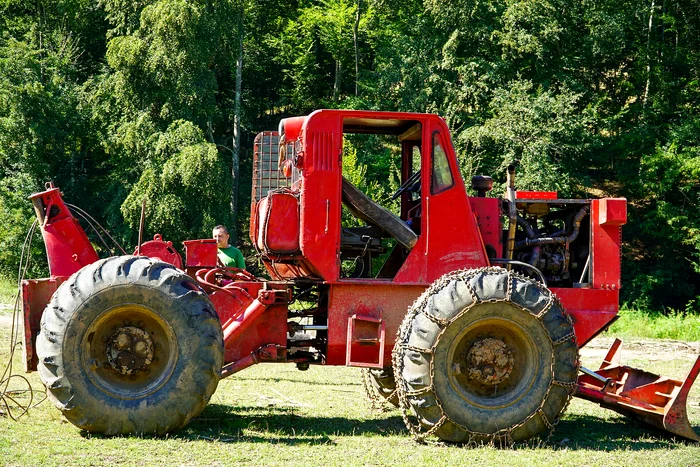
36,256 -> 224,435
363,367 -> 399,407
393,267 -> 578,444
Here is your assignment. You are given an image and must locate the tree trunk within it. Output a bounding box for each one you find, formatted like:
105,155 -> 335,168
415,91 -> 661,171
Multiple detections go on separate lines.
353,0 -> 363,96
231,3 -> 244,242
333,59 -> 342,102
643,0 -> 655,108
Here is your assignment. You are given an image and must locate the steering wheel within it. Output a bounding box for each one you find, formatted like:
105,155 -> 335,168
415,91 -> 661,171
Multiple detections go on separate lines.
391,170 -> 421,200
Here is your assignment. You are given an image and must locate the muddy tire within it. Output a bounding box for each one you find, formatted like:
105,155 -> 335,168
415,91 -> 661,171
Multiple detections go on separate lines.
393,267 -> 578,444
36,256 -> 224,435
363,367 -> 399,407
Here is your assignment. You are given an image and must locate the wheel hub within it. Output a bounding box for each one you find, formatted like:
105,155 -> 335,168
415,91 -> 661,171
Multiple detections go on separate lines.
465,337 -> 514,386
107,325 -> 154,375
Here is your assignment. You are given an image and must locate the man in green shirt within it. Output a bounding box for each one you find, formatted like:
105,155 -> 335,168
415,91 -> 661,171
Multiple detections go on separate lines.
212,225 -> 246,269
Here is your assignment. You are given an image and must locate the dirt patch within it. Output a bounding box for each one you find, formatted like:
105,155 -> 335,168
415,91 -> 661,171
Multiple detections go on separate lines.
0,304 -> 15,328
580,336 -> 700,362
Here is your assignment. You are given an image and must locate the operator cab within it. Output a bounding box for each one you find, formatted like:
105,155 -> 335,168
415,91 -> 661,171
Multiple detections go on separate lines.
337,118 -> 423,279
250,110 -> 488,283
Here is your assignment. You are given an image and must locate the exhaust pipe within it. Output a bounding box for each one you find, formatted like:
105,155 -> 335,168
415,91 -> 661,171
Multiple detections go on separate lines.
505,165 -> 517,270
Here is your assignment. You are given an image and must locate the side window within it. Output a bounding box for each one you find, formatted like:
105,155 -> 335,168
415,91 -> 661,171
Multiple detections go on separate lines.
431,131 -> 454,194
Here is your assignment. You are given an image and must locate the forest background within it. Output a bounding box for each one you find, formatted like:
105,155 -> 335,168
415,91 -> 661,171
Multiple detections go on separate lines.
1,0 -> 699,314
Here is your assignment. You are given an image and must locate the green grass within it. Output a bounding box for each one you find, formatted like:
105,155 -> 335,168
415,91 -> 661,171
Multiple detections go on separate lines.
609,308 -> 700,341
1,277 -> 698,465
0,277 -> 17,308
1,319 -> 699,466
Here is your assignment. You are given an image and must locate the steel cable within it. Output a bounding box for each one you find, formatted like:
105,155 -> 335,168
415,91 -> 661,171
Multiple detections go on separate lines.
0,219 -> 46,421
66,203 -> 126,255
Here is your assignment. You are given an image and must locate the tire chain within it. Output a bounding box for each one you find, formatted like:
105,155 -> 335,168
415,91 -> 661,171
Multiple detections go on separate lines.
391,267 -> 579,446
361,368 -> 398,411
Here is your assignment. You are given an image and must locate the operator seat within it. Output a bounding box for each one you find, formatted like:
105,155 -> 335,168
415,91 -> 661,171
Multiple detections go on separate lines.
341,177 -> 418,250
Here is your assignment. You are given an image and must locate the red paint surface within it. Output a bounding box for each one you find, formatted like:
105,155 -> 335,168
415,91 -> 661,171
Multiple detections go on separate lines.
515,191 -> 558,200
136,234 -> 183,269
256,191 -> 300,254
469,197 -> 503,256
183,239 -> 218,268
21,277 -> 66,371
326,282 -> 426,366
30,187 -> 98,277
591,199 -> 625,289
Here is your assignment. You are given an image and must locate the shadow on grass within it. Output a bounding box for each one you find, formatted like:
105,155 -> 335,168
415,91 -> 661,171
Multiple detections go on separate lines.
79,404 -> 698,451
550,412 -> 699,451
229,376 -> 356,387
174,403 -> 406,445
181,404 -> 697,450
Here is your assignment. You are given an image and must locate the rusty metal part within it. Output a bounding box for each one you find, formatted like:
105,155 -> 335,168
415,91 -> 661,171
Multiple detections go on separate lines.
106,325 -> 155,376
220,344 -> 286,379
516,215 -> 540,266
464,338 -> 514,386
362,367 -> 398,410
576,338 -> 700,441
81,303 -> 178,400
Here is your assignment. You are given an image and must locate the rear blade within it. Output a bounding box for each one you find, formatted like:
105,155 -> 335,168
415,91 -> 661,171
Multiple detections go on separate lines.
576,338 -> 700,442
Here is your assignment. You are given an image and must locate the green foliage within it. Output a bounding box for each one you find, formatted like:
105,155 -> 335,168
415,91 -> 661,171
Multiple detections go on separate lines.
462,80 -> 591,195
120,121 -> 230,243
610,307 -> 700,341
623,122 -> 700,311
0,174 -> 47,279
3,0 -> 700,312
0,275 -> 17,305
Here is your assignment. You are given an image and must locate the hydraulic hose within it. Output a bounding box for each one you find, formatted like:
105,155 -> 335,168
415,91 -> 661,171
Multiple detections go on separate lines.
514,205 -> 589,249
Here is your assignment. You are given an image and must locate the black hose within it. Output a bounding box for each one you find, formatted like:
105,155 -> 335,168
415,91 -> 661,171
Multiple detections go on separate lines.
514,206 -> 589,249
516,215 -> 541,266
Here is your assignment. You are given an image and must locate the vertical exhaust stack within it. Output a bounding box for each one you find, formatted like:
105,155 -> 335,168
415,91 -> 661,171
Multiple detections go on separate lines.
505,165 -> 517,269
29,183 -> 98,277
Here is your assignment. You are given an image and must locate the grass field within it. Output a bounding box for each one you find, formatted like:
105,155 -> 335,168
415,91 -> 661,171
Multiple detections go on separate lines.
0,277 -> 17,306
610,308 -> 700,341
0,280 -> 699,466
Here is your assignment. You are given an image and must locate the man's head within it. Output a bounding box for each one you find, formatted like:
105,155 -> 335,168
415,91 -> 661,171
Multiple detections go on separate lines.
213,225 -> 230,248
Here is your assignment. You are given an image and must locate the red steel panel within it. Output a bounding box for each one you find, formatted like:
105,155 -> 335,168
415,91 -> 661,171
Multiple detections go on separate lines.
598,197 -> 627,226
515,191 -> 558,200
22,277 -> 66,371
298,111 -> 342,280
30,187 -> 98,277
420,128 -> 489,283
211,282 -> 288,363
591,199 -> 626,289
469,197 -> 503,257
327,282 -> 426,366
256,191 -> 300,254
183,239 -> 218,268
551,287 -> 619,346
135,234 -> 183,269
